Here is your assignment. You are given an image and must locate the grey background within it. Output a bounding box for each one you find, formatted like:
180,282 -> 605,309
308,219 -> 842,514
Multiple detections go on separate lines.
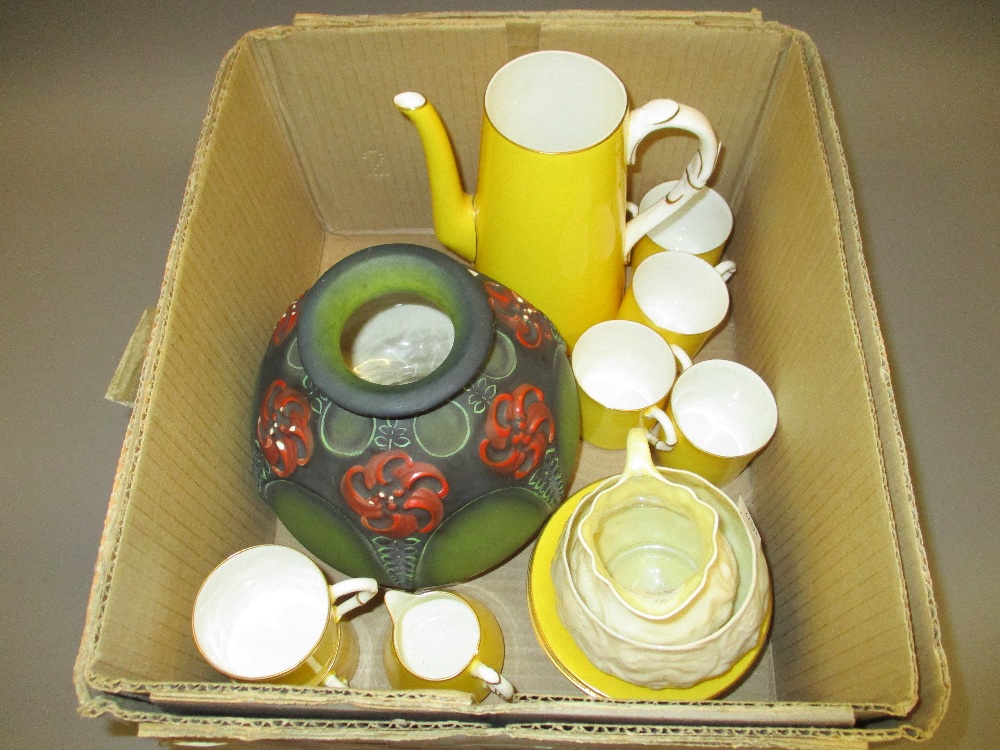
2,1 -> 995,747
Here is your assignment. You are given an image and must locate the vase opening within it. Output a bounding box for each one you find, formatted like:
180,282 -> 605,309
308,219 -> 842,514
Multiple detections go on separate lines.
341,292 -> 456,387
297,244 -> 494,419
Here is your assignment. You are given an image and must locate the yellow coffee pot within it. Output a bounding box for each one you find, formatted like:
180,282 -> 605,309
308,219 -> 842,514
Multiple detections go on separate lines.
395,49 -> 719,347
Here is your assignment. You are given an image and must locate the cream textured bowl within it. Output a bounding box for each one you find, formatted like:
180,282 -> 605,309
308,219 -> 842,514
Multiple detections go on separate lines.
551,467 -> 771,689
566,442 -> 739,646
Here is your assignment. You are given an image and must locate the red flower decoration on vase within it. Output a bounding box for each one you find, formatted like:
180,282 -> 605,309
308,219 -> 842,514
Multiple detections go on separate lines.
271,299 -> 300,346
341,451 -> 449,538
480,384 -> 555,479
257,380 -> 314,478
484,281 -> 553,348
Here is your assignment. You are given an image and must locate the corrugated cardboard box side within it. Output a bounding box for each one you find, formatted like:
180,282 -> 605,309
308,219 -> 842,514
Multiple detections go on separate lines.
75,11 -> 948,748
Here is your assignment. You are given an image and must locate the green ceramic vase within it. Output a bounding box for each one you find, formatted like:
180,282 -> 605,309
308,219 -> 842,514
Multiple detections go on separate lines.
252,244 -> 580,590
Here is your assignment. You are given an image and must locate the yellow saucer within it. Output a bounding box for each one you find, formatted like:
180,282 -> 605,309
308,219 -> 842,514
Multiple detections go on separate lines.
527,478 -> 772,701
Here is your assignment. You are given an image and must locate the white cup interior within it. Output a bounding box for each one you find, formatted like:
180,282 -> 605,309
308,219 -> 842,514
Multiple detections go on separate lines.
572,320 -> 678,410
192,546 -> 329,680
485,50 -> 627,153
670,360 -> 777,457
396,595 -> 480,680
632,251 -> 730,334
639,180 -> 733,254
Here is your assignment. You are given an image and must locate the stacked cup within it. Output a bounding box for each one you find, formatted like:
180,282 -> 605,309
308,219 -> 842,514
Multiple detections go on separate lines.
573,181 -> 777,488
556,181 -> 777,691
629,179 -> 734,268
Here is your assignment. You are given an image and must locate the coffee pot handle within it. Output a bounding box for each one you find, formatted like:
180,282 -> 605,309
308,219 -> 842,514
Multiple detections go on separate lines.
623,99 -> 720,261
470,661 -> 516,701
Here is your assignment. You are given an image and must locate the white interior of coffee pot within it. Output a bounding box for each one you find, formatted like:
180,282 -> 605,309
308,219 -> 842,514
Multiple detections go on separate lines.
485,49 -> 628,153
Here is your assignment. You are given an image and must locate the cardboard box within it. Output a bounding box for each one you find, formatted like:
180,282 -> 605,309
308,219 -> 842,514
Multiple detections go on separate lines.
76,10 -> 949,747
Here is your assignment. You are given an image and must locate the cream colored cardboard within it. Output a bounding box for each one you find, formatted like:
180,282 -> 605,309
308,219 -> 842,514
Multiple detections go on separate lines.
728,38 -> 919,712
75,10 -> 948,747
105,307 -> 156,407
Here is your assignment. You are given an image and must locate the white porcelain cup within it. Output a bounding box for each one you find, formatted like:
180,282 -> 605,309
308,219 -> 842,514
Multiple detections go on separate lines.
572,320 -> 691,450
651,360 -> 778,487
192,545 -> 378,687
629,180 -> 734,268
619,250 -> 736,357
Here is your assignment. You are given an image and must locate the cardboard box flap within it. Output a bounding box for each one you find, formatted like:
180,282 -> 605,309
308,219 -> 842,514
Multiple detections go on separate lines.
148,681 -> 856,729
137,718 -> 875,749
726,35 -> 921,714
290,9 -> 767,30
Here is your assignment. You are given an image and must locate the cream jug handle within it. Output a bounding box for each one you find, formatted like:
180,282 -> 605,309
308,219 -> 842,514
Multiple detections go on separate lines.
623,100 -> 720,261
470,661 -> 516,701
622,426 -> 662,478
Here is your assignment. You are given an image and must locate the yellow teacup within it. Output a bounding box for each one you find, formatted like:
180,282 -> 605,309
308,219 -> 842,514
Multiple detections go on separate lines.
192,545 -> 378,688
629,181 -> 733,269
572,320 -> 691,450
650,360 -> 778,487
619,250 -> 736,358
383,589 -> 514,702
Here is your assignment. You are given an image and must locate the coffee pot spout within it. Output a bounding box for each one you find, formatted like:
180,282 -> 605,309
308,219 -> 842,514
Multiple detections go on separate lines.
394,92 -> 477,262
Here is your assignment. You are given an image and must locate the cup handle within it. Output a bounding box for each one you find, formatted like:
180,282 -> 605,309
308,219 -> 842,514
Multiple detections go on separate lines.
329,577 -> 379,621
623,99 -> 720,261
643,406 -> 678,452
715,259 -> 737,281
470,661 -> 515,701
670,344 -> 692,372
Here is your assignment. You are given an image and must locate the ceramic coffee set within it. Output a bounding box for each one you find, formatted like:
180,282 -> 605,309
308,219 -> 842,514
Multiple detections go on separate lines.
192,50 -> 775,703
